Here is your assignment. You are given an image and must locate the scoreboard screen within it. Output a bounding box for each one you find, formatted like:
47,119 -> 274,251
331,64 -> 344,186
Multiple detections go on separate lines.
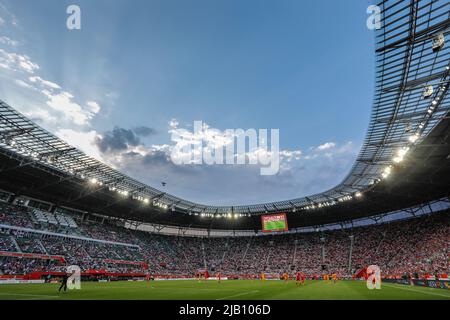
261,213 -> 288,233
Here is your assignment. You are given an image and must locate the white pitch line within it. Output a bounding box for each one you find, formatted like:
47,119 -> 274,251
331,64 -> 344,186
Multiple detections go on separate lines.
382,283 -> 450,298
216,290 -> 259,300
0,292 -> 60,299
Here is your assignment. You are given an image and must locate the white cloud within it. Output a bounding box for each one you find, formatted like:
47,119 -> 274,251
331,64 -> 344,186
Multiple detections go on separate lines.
86,101 -> 101,114
0,62 -> 10,70
97,136 -> 358,205
0,41 -> 102,134
83,117 -> 360,204
317,142 -> 336,150
55,129 -> 103,161
29,76 -> 61,89
0,49 -> 39,73
169,118 -> 179,129
0,34 -> 108,181
42,90 -> 91,126
14,79 -> 32,89
23,108 -> 59,125
280,150 -> 302,162
0,36 -> 18,46
0,4 -> 18,27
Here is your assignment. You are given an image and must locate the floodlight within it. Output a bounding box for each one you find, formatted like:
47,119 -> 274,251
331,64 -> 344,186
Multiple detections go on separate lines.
382,166 -> 391,179
422,86 -> 433,99
432,33 -> 445,52
408,134 -> 419,143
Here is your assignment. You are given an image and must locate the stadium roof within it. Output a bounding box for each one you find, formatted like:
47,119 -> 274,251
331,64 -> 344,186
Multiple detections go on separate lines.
0,0 -> 449,229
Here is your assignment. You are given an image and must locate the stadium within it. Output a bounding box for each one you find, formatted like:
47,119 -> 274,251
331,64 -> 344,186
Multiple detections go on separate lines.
0,0 -> 449,303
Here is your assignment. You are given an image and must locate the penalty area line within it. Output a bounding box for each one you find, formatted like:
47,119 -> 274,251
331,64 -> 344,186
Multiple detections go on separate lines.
382,283 -> 450,298
216,290 -> 259,300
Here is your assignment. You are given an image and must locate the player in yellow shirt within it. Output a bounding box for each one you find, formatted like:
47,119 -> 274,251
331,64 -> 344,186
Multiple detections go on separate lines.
332,273 -> 337,284
283,272 -> 289,284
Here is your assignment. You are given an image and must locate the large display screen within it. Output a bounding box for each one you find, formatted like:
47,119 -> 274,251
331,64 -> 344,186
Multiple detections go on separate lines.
261,213 -> 288,232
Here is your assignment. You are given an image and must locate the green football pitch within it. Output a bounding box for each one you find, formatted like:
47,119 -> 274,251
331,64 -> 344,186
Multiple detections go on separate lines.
0,280 -> 449,300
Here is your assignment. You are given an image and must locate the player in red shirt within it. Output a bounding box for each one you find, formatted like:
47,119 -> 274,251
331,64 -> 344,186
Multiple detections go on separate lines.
217,272 -> 221,284
296,272 -> 302,287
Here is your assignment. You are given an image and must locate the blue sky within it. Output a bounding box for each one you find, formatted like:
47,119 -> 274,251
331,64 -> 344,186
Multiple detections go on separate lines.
0,0 -> 375,205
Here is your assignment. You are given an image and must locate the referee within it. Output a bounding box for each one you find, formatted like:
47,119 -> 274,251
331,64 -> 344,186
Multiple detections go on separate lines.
58,273 -> 68,293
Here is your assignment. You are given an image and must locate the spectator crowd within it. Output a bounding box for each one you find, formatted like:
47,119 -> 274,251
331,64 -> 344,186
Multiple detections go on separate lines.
0,202 -> 448,279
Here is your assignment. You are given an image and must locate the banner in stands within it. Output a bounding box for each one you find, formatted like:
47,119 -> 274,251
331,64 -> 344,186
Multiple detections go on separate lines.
0,279 -> 45,285
24,271 -> 147,280
0,251 -> 65,263
155,278 -> 196,281
383,278 -> 450,290
261,213 -> 288,232
382,278 -> 412,285
103,259 -> 149,269
413,279 -> 450,290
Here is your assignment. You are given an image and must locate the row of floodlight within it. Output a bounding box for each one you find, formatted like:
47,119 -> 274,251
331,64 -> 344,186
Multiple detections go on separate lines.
198,212 -> 248,219
87,177 -> 170,210
301,192 -> 361,211
379,35 -> 448,179
380,80 -> 449,179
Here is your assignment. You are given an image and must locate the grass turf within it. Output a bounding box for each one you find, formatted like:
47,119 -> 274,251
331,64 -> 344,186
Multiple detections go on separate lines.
0,280 -> 449,300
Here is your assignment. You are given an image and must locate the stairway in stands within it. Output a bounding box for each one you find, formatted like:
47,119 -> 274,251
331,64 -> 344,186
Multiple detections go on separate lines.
9,236 -> 21,252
